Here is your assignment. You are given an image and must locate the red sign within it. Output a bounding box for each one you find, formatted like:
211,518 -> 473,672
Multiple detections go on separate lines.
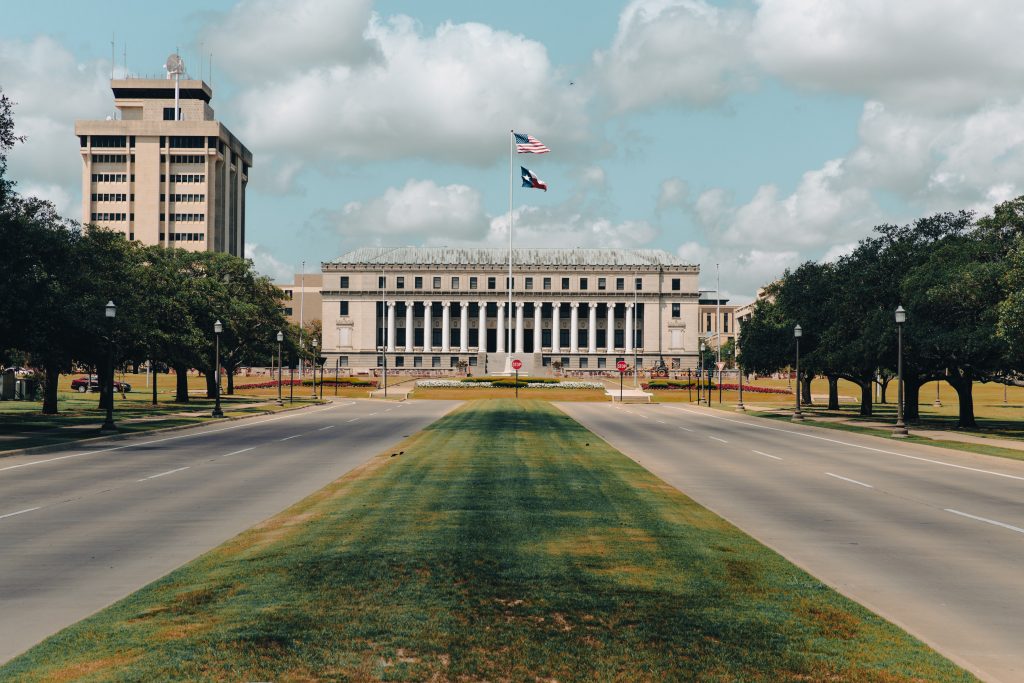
616,360 -> 628,372
511,359 -> 523,370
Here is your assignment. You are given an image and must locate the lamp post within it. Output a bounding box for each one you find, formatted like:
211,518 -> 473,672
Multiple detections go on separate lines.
893,305 -> 908,437
311,338 -> 319,397
276,331 -> 284,406
698,341 -> 705,405
736,355 -> 746,412
100,301 -> 117,432
212,320 -> 224,418
792,324 -> 803,421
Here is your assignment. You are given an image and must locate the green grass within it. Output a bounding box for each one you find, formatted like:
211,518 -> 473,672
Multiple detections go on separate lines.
0,400 -> 973,681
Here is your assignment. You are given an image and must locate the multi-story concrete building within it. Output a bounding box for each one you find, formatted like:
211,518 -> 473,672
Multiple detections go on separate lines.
74,75 -> 252,256
276,273 -> 323,326
698,298 -> 739,350
319,247 -> 702,375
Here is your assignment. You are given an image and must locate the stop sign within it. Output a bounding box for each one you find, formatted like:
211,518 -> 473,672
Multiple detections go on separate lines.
616,360 -> 628,372
511,359 -> 523,370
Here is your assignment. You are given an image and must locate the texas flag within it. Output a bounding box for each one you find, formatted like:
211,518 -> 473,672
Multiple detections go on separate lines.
521,166 -> 548,192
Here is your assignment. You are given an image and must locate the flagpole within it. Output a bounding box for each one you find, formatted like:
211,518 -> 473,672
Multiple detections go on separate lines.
508,129 -> 514,362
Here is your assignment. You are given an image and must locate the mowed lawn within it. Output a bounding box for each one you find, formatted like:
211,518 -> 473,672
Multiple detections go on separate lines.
1,401 -> 972,682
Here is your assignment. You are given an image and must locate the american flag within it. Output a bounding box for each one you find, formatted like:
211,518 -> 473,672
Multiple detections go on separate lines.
514,132 -> 550,154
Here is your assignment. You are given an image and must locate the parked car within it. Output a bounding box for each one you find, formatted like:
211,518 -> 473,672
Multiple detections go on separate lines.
70,375 -> 132,393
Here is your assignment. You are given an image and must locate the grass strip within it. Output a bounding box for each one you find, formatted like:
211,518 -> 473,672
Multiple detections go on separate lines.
1,399 -> 973,681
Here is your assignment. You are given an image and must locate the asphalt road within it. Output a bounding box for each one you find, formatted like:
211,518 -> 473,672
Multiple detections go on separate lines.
559,401 -> 1024,683
0,398 -> 458,664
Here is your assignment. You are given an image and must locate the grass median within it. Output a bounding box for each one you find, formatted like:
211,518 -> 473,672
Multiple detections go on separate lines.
1,400 -> 973,681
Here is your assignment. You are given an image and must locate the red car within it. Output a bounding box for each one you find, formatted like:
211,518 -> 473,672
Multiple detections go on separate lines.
70,375 -> 132,393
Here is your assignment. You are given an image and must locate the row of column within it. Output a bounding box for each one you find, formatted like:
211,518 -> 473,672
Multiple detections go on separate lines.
384,301 -> 638,355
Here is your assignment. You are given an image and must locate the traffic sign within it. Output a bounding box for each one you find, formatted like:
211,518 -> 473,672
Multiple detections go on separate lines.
511,359 -> 523,370
716,361 -> 726,371
616,360 -> 628,372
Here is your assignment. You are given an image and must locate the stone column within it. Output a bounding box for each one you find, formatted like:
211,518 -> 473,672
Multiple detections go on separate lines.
588,302 -> 598,353
441,301 -> 451,352
515,302 -> 525,354
478,302 -> 488,351
460,301 -> 469,352
625,302 -> 634,354
551,303 -> 561,353
423,301 -> 433,352
569,302 -> 580,353
533,303 -> 542,352
496,302 -> 506,353
606,302 -> 615,352
386,301 -> 396,352
405,301 -> 414,352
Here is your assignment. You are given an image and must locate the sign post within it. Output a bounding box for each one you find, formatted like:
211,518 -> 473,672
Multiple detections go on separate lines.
617,360 -> 628,402
512,358 -> 523,399
687,368 -> 692,402
716,361 -> 726,404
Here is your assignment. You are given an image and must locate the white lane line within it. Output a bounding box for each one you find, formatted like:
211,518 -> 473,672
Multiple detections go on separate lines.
655,420 -> 666,424
0,507 -> 41,520
384,409 -> 393,413
636,413 -> 649,419
280,434 -> 301,441
668,405 -> 1024,483
139,466 -> 190,482
753,450 -> 782,460
346,418 -> 361,423
369,412 -> 379,416
318,425 -> 335,431
708,436 -> 728,443
945,509 -> 1024,535
221,447 -> 254,457
826,472 -> 873,488
678,426 -> 693,432
0,403 -> 340,474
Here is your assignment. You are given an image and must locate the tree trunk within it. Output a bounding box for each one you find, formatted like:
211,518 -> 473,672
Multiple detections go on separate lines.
226,364 -> 235,395
827,375 -> 840,410
801,374 -> 812,405
151,359 -> 158,406
96,361 -> 111,411
859,380 -> 873,416
174,365 -> 190,403
948,373 -> 977,429
904,375 -> 922,422
42,364 -> 60,415
205,369 -> 217,399
878,376 -> 890,404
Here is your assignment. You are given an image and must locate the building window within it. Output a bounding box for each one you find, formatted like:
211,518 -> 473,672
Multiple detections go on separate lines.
616,278 -> 624,291
469,357 -> 477,366
580,277 -> 588,290
432,356 -> 441,368
706,313 -> 712,331
488,276 -> 496,290
635,277 -> 643,291
723,314 -> 729,333
598,277 -> 606,290
470,276 -> 478,290
561,277 -> 570,290
162,107 -> 181,121
284,307 -> 293,316
597,357 -> 607,368
396,276 -> 405,289
525,277 -> 533,290
378,276 -> 385,288
672,278 -> 681,291
506,276 -> 514,288
543,277 -> 552,290
413,356 -> 423,368
340,276 -> 349,288
452,276 -> 460,289
672,303 -> 681,318
169,136 -> 205,148
91,135 -> 126,148
394,356 -> 405,367
339,356 -> 349,366
579,357 -> 589,369
432,276 -> 441,288
415,276 -> 423,289
339,301 -> 349,316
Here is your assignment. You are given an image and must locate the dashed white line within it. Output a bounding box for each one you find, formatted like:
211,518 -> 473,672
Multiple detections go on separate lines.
346,418 -> 361,423
635,413 -> 649,419
139,466 -> 190,482
826,472 -> 873,488
318,425 -> 335,431
946,509 -> 1024,535
280,434 -> 301,441
0,507 -> 40,520
221,447 -> 254,457
753,450 -> 782,460
678,426 -> 693,432
656,420 -> 666,424
708,436 -> 728,444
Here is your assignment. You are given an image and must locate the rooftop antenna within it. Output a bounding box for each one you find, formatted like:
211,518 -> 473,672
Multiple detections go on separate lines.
165,52 -> 185,120
110,34 -> 115,80
123,42 -> 127,78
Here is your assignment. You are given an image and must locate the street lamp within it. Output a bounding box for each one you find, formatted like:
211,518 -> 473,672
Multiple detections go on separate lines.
276,331 -> 284,406
100,300 -> 117,432
212,320 -> 224,418
792,324 -> 803,422
311,338 -> 319,397
893,305 -> 908,437
698,340 -> 705,405
736,352 -> 746,412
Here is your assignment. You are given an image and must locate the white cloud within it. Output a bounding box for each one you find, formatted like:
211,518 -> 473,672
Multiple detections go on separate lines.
17,182 -> 74,217
230,15 -> 588,165
596,0 -> 752,111
657,177 -> 688,210
486,206 -> 656,250
331,179 -> 487,241
246,243 -> 295,282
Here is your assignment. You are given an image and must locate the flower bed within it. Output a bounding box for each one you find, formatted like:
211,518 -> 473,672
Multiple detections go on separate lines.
718,383 -> 792,394
416,379 -> 602,390
642,381 -> 791,394
235,378 -> 373,390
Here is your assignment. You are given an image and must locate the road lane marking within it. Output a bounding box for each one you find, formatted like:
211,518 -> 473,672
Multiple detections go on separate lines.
346,418 -> 361,423
280,434 -> 301,441
318,425 -> 335,431
678,426 -> 693,432
221,447 -> 254,457
667,406 -> 1024,483
0,403 -> 341,474
0,507 -> 40,520
753,450 -> 782,460
636,413 -> 649,419
945,509 -> 1024,535
656,420 -> 666,424
708,436 -> 728,443
139,466 -> 190,482
826,472 -> 873,488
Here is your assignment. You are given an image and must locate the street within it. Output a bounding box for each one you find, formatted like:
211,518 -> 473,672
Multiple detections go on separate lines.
0,398 -> 458,663
559,401 -> 1024,683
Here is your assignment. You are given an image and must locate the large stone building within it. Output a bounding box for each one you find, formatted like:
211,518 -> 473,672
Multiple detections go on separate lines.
319,247 -> 702,374
74,73 -> 252,256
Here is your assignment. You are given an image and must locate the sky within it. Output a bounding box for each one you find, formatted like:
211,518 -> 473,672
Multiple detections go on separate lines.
3,0 -> 1023,301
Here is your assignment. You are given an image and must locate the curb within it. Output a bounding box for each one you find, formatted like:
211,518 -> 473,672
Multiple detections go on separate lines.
0,401 -> 327,460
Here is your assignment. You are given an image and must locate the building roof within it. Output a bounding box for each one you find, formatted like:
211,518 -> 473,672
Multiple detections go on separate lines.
327,247 -> 692,268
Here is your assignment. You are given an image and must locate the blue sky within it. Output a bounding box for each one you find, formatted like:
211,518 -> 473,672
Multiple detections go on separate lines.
3,1 -> 1023,300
